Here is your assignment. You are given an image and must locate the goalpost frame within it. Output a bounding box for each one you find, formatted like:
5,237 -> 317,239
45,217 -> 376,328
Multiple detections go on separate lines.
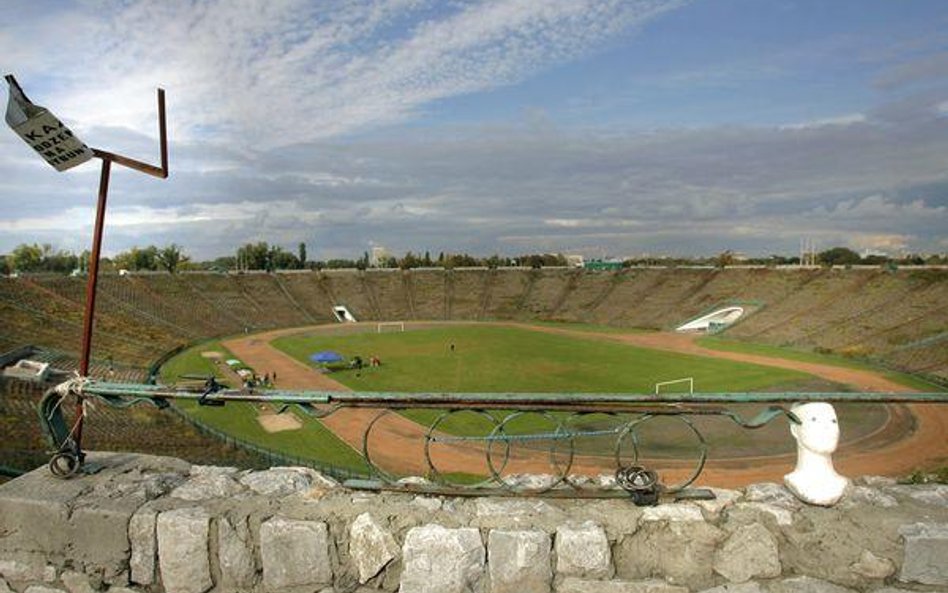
654,377 -> 694,395
377,321 -> 406,333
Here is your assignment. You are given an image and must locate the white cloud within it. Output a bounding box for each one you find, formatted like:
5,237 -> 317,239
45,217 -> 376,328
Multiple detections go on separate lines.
2,0 -> 684,149
778,113 -> 866,130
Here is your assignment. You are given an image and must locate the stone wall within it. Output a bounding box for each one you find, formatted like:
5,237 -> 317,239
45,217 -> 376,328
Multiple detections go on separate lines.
1,453 -> 946,593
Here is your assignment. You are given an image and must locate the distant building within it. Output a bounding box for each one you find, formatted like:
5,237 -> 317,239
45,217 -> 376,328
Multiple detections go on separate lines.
565,254 -> 585,268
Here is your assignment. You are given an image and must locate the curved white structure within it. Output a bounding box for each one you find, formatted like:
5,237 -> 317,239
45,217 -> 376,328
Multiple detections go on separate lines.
332,305 -> 357,323
676,306 -> 744,332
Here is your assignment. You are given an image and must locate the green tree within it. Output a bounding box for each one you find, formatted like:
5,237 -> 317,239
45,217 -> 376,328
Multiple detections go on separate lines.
156,244 -> 189,273
113,246 -> 159,271
269,245 -> 299,270
9,243 -> 45,272
298,243 -> 307,269
818,247 -> 861,267
236,242 -> 271,270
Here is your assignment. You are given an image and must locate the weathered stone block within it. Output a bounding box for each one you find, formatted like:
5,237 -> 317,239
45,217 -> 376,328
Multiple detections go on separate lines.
60,570 -> 96,593
156,507 -> 212,593
349,513 -> 398,584
128,507 -> 157,585
743,483 -> 800,508
849,549 -> 894,579
218,515 -> 256,590
0,555 -> 56,582
694,488 -> 742,517
260,517 -> 332,590
767,576 -> 856,593
400,524 -> 485,593
695,583 -> 764,593
727,502 -> 793,527
238,467 -> 336,496
898,523 -> 948,585
0,576 -> 11,593
170,473 -> 243,501
713,524 -> 781,583
641,504 -> 704,523
555,522 -> 613,579
557,577 -> 689,593
487,529 -> 551,593
22,586 -> 66,593
614,521 -> 724,589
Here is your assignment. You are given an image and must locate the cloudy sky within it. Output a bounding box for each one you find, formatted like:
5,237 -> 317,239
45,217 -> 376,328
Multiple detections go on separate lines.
1,0 -> 947,260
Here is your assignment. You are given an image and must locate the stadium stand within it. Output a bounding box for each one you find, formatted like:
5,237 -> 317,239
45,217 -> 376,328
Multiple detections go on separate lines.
1,267 -> 945,381
408,269 -> 449,320
274,272 -> 339,323
364,269 -> 413,321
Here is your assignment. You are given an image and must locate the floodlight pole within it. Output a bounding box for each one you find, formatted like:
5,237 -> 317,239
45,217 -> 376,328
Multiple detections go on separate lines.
70,89 -> 168,460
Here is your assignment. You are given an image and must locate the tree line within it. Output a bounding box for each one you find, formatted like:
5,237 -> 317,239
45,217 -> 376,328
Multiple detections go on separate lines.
2,242 -> 945,276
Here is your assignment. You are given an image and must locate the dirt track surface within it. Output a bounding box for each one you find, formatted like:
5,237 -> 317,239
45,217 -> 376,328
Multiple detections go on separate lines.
223,324 -> 948,488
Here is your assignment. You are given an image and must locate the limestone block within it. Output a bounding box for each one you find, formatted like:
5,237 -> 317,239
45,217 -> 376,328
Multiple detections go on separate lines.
898,523 -> 948,585
841,486 -> 897,508
696,583 -> 764,593
557,577 -> 689,593
555,522 -> 613,579
238,466 -> 336,496
170,473 -> 243,501
743,483 -> 800,509
694,488 -> 742,517
0,556 -> 56,582
0,576 -> 11,593
128,507 -> 157,585
400,524 -> 485,593
23,587 -> 65,593
728,502 -> 794,527
156,507 -> 212,593
767,576 -> 856,593
348,513 -> 398,584
190,465 -> 238,476
475,499 -> 558,519
260,517 -> 332,590
412,496 -> 442,511
487,529 -> 551,593
60,570 -> 96,593
218,516 -> 256,590
849,549 -> 894,579
641,503 -> 704,523
891,484 -> 948,506
713,524 -> 781,583
614,521 -> 724,589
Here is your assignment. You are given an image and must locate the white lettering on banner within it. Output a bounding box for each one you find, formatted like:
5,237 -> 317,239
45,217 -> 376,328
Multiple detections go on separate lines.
11,110 -> 93,171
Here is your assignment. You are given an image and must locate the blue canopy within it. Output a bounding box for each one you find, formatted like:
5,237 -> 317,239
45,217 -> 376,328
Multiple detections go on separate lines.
310,351 -> 344,363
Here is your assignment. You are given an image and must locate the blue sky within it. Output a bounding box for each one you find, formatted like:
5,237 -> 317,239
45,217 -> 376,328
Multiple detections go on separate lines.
1,0 -> 947,260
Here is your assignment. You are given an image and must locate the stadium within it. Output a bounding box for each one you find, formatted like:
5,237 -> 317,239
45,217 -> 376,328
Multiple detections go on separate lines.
2,265 -> 946,488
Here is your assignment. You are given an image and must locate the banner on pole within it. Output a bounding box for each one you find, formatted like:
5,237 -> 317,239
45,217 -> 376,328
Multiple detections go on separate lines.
5,74 -> 93,172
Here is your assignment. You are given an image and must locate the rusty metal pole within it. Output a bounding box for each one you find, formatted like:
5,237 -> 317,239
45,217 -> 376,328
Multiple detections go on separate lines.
73,158 -> 111,449
79,158 -> 112,376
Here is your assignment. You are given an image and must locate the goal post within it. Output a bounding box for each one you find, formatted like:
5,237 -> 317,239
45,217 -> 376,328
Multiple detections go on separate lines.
377,321 -> 405,333
654,377 -> 694,395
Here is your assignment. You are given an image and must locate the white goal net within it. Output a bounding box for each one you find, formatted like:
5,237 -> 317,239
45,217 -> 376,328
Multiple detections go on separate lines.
377,322 -> 405,333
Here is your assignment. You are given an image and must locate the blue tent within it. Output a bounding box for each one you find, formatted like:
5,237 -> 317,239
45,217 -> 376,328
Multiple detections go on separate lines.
310,350 -> 344,363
